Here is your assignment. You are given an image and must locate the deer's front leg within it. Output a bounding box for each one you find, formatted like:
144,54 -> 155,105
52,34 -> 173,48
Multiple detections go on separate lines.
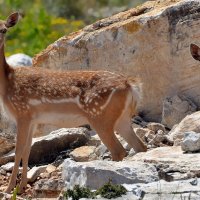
19,125 -> 34,193
5,119 -> 31,194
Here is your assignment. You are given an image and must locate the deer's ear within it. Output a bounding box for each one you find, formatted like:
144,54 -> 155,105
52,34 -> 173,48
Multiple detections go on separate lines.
190,43 -> 200,61
5,12 -> 21,28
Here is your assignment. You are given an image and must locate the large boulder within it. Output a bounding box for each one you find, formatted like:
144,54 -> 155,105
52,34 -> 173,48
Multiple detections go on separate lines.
62,159 -> 159,190
6,53 -> 32,67
169,111 -> 200,145
162,95 -> 197,129
29,128 -> 90,165
33,0 -> 200,121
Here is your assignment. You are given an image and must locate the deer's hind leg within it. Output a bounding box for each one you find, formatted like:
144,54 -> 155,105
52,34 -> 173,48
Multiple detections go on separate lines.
115,118 -> 147,153
114,104 -> 147,153
90,120 -> 127,161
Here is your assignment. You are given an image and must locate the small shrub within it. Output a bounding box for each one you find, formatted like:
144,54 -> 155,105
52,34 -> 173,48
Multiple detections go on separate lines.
64,180 -> 127,200
64,185 -> 95,200
96,180 -> 127,199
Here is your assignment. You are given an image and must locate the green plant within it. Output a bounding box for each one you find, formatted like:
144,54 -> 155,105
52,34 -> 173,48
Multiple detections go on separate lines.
64,180 -> 127,200
96,179 -> 127,199
64,185 -> 95,200
11,185 -> 19,200
0,0 -> 85,57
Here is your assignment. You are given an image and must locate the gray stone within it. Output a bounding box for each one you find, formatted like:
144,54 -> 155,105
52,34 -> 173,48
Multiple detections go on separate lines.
29,128 -> 90,165
136,178 -> 200,200
62,159 -> 159,190
1,162 -> 14,172
181,131 -> 200,152
0,105 -> 17,137
132,116 -> 148,128
147,122 -> 166,133
0,132 -> 15,157
79,178 -> 200,200
134,128 -> 153,144
0,149 -> 15,166
7,53 -> 32,67
34,178 -> 64,198
27,165 -> 47,183
148,130 -> 173,147
162,95 -> 197,129
169,111 -> 200,145
95,143 -> 110,159
87,134 -> 102,146
129,146 -> 200,181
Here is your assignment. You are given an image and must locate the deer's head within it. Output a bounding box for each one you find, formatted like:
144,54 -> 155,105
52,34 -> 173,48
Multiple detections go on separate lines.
190,43 -> 200,61
0,12 -> 21,47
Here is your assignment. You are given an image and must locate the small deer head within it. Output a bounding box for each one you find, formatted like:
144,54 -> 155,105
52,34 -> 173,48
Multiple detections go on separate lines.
190,43 -> 200,61
0,12 -> 21,47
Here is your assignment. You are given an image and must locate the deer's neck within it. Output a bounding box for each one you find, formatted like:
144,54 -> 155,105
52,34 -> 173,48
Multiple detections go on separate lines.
0,44 -> 9,96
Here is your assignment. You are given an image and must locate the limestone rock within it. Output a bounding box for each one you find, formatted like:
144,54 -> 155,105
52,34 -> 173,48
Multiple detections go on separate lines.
33,0 -> 200,122
132,116 -> 148,128
0,132 -> 15,156
147,122 -> 165,133
181,131 -> 200,152
1,162 -> 14,172
129,146 -> 200,181
95,143 -> 111,160
87,134 -> 102,146
169,111 -> 200,145
34,178 -> 64,198
148,130 -> 173,147
27,165 -> 47,183
46,164 -> 57,174
129,178 -> 200,200
7,53 -> 32,67
81,178 -> 200,200
29,128 -> 90,165
62,159 -> 159,189
70,146 -> 97,162
0,105 -> 16,137
0,150 -> 15,166
134,128 -> 153,143
162,95 -> 197,129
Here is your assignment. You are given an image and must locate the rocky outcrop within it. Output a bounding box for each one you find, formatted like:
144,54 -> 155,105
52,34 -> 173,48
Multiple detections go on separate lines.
33,0 -> 200,121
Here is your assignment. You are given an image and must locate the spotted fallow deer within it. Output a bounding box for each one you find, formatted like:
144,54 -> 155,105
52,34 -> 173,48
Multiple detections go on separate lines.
0,13 -> 147,193
190,43 -> 200,61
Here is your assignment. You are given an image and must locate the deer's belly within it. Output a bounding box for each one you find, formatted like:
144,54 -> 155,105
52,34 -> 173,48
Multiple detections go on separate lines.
33,112 -> 89,128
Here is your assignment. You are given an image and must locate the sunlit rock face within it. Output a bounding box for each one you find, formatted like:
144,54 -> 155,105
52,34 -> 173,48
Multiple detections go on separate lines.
33,0 -> 200,122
